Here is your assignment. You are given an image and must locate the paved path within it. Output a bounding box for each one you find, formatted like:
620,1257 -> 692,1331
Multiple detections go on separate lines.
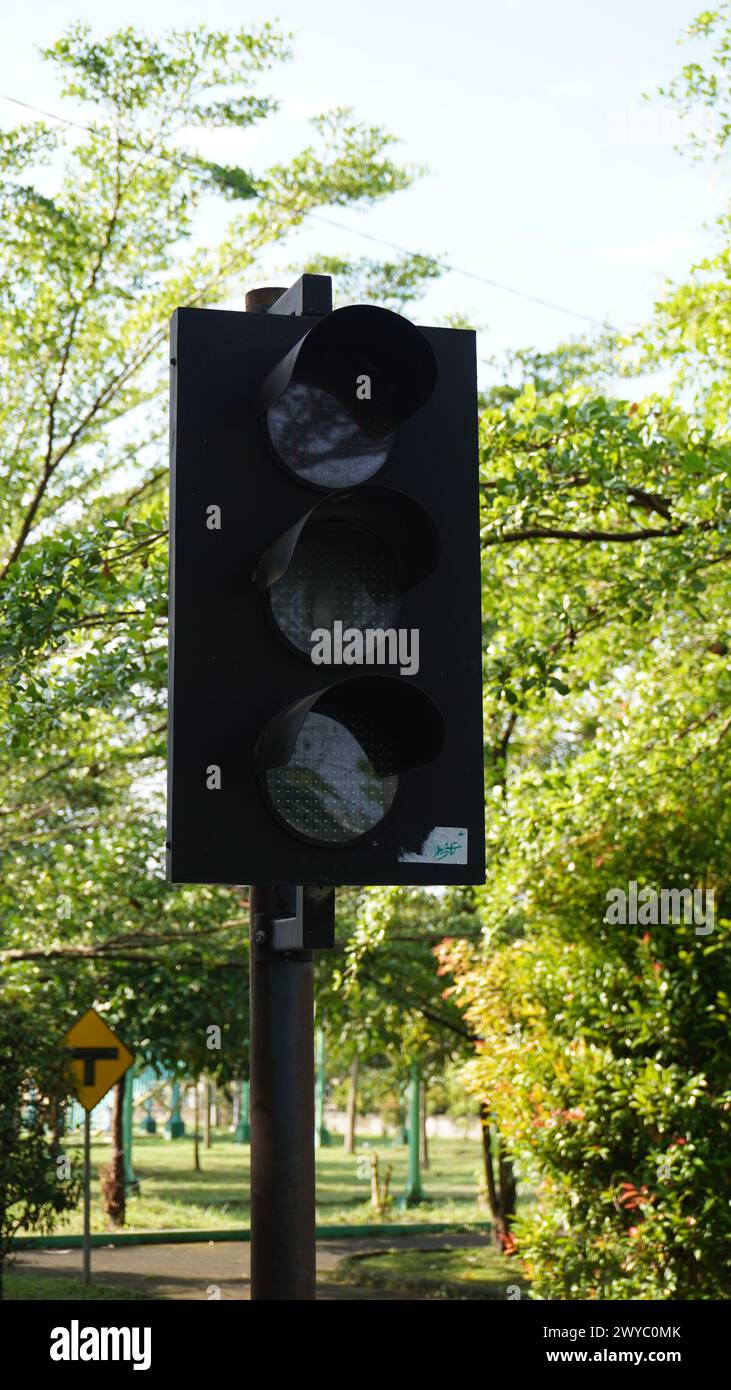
13,1231 -> 488,1301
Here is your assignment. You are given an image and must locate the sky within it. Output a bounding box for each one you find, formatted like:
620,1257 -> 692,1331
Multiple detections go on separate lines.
0,0 -> 723,358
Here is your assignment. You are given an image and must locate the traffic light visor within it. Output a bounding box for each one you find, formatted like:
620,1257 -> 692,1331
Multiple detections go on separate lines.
255,305 -> 438,490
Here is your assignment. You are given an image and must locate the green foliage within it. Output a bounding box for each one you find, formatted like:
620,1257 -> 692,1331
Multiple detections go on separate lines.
443,879 -> 731,1297
3,9 -> 731,1302
449,386 -> 731,1289
0,990 -> 81,1282
657,3 -> 731,160
45,22 -> 290,121
318,887 -> 476,1076
430,4 -> 731,1299
0,23 -> 419,1127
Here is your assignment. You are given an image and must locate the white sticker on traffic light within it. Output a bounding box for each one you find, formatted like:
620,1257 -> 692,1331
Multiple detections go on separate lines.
399,827 -> 468,865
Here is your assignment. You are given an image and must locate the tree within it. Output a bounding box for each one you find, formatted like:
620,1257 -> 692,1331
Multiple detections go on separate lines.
432,6 -> 731,1298
316,886 -> 501,1211
0,22 -> 425,1179
0,990 -> 81,1296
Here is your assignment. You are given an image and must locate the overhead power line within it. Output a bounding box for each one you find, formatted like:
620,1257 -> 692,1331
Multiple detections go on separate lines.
0,91 -> 93,133
307,211 -> 612,328
0,89 -> 613,330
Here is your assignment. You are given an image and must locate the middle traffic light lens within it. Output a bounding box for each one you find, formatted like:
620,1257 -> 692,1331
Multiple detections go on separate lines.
265,383 -> 393,489
268,521 -> 400,658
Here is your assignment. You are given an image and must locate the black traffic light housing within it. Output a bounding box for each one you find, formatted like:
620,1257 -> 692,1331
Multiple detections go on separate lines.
167,275 -> 485,885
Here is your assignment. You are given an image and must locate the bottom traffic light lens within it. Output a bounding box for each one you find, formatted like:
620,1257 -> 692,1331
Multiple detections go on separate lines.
254,676 -> 445,848
264,709 -> 398,845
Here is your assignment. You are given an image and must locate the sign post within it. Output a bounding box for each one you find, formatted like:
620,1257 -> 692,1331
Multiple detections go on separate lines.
404,1060 -> 425,1206
64,1009 -> 133,1286
83,1112 -> 91,1284
315,1024 -> 330,1149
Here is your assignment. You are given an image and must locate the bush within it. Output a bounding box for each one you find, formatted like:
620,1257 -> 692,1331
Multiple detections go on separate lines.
0,989 -> 82,1294
441,903 -> 731,1299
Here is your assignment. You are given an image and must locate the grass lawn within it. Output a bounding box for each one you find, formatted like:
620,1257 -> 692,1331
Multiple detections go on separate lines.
327,1245 -> 527,1300
48,1131 -> 491,1234
5,1273 -> 154,1300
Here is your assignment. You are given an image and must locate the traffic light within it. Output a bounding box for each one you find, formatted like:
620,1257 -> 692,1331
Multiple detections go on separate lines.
167,275 -> 484,886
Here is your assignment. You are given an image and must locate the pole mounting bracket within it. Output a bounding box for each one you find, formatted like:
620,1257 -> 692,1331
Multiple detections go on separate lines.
252,884 -> 335,959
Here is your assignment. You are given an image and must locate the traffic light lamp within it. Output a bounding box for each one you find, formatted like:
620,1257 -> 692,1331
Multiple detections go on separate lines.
167,275 -> 484,885
256,303 -> 436,489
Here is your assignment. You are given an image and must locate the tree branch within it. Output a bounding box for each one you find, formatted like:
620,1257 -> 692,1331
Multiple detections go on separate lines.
1,136 -> 125,578
481,519 -> 715,545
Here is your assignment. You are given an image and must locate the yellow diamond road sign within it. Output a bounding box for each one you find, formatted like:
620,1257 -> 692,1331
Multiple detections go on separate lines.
64,1009 -> 133,1111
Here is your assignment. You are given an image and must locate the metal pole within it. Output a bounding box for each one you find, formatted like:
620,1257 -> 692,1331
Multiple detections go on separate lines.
399,1082 -> 409,1145
83,1111 -> 91,1284
405,1060 -> 425,1206
250,884 -> 316,1300
166,1080 -> 185,1138
234,1078 -> 250,1143
314,1024 -> 331,1149
123,1062 -> 139,1191
242,1079 -> 250,1141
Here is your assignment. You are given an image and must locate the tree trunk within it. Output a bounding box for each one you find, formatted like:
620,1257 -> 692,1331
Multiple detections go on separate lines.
49,1094 -> 61,1154
369,1150 -> 381,1208
419,1079 -> 429,1169
106,1075 -> 126,1227
193,1082 -> 201,1172
344,1054 -> 359,1155
480,1102 -> 501,1245
498,1141 -> 517,1230
399,1088 -> 408,1145
479,1103 -> 517,1249
204,1077 -> 212,1149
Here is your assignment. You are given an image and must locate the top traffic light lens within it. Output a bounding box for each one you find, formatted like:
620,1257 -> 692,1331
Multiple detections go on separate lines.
256,305 -> 437,491
266,382 -> 393,489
